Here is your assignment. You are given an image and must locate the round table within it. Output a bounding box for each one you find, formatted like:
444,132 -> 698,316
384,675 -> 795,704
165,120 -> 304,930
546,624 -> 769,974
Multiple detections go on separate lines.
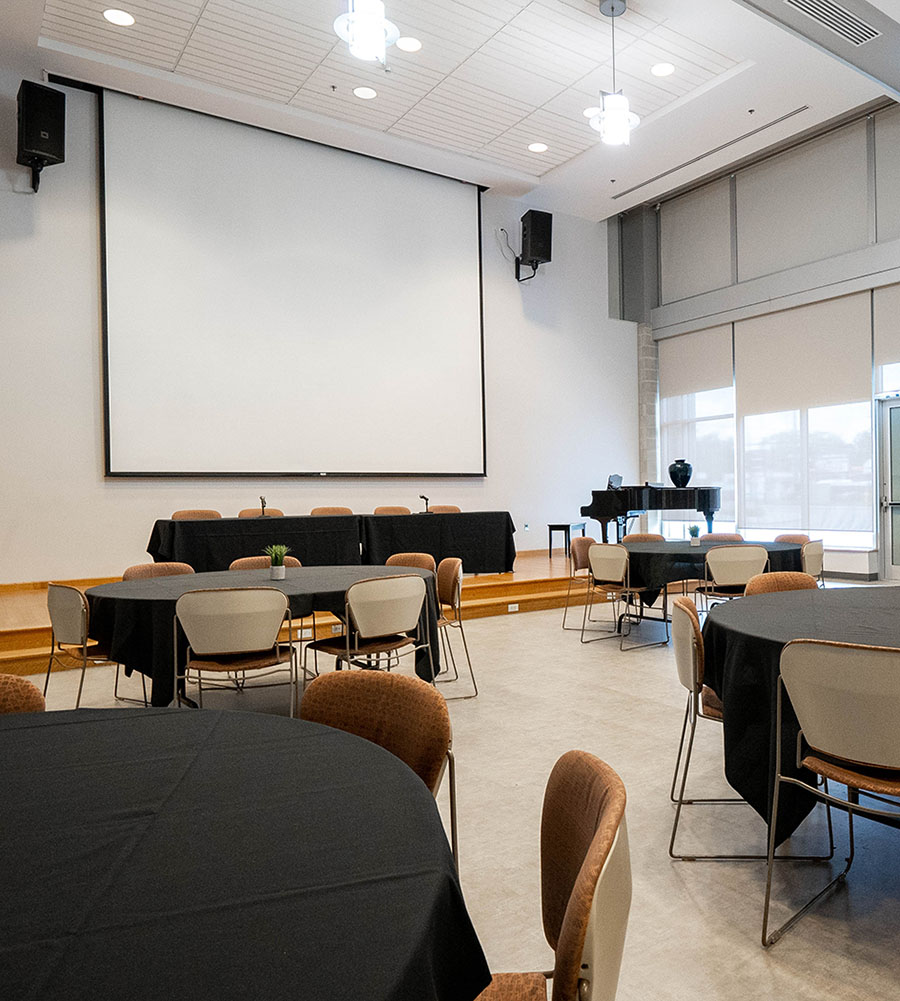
87,566 -> 438,706
0,708 -> 491,1001
623,540 -> 802,591
703,586 -> 900,844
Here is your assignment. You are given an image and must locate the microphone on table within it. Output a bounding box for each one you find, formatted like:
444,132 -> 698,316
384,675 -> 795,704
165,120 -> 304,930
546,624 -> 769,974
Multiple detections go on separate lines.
419,494 -> 429,513
259,495 -> 267,517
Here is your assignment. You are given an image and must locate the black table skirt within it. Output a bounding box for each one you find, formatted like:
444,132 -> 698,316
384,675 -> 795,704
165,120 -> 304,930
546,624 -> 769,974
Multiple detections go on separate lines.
624,540 -> 802,591
360,512 -> 516,573
148,515 -> 363,571
87,567 -> 440,706
702,587 -> 900,845
0,709 -> 491,1001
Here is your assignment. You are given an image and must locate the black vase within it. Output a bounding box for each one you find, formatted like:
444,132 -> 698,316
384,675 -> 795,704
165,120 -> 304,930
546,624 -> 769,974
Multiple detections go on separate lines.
668,459 -> 692,488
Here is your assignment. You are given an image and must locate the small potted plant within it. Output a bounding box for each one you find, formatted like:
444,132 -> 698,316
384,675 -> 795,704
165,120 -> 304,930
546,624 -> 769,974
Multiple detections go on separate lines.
264,544 -> 291,579
688,525 -> 701,547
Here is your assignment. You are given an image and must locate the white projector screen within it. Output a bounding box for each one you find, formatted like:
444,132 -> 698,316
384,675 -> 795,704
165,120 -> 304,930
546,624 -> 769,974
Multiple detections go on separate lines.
102,92 -> 485,476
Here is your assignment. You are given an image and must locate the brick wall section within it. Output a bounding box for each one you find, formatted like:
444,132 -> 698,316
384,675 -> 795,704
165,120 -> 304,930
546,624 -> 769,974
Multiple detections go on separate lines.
637,323 -> 658,484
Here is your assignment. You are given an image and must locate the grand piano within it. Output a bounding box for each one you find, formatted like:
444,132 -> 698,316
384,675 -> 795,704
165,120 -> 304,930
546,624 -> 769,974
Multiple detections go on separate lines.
581,483 -> 722,543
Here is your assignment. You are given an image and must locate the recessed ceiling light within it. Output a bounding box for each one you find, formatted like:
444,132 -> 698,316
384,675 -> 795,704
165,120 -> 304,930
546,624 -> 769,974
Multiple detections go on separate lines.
527,142 -> 549,153
583,106 -> 601,118
396,37 -> 422,52
651,62 -> 675,77
353,86 -> 378,100
103,8 -> 135,26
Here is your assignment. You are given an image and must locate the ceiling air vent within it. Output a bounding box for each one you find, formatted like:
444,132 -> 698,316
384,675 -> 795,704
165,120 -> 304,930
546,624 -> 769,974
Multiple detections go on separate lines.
783,0 -> 881,46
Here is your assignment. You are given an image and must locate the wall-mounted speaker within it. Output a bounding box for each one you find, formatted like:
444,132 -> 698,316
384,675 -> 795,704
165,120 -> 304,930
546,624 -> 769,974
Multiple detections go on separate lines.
520,209 -> 552,265
17,80 -> 66,192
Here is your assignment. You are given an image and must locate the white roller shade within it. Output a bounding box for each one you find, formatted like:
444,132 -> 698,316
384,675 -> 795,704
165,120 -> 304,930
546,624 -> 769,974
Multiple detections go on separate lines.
874,283 -> 900,394
658,325 -> 733,399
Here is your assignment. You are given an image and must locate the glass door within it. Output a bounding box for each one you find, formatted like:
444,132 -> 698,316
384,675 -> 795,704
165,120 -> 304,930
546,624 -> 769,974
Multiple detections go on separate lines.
879,400 -> 900,580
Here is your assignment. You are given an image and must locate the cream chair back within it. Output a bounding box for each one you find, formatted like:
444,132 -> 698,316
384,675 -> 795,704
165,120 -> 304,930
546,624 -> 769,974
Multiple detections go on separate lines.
587,544 -> 628,586
175,588 -> 287,656
47,584 -> 88,646
347,575 -> 426,638
781,639 -> 900,769
671,597 -> 703,694
705,545 -> 768,587
801,540 -> 824,579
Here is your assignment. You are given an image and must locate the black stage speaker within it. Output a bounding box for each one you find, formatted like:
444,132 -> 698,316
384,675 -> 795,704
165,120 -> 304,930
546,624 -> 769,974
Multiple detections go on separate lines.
17,80 -> 66,192
520,209 -> 552,265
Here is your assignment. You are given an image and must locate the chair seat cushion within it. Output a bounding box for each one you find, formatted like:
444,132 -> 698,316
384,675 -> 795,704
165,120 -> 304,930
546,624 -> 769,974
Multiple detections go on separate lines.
188,649 -> 287,673
701,685 -> 724,720
476,972 -> 547,1001
695,583 -> 745,596
306,634 -> 415,658
801,753 -> 900,797
59,640 -> 112,662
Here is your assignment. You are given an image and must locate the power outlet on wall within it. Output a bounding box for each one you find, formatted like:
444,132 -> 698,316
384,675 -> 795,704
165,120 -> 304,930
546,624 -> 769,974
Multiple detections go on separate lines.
508,603 -> 519,612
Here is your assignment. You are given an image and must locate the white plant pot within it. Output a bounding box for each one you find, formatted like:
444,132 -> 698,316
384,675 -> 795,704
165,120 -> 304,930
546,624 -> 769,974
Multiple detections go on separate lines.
270,564 -> 286,579
690,538 -> 701,547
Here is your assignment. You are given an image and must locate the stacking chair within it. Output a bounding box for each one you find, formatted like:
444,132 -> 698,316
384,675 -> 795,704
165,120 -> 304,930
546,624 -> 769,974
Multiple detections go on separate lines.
435,557 -> 477,699
801,540 -> 825,586
0,674 -> 45,713
119,562 -> 196,704
123,562 -> 194,580
238,507 -> 284,517
700,532 -> 744,542
774,533 -> 810,545
374,505 -> 412,515
45,583 -> 118,709
762,640 -> 900,946
310,506 -> 353,516
581,544 -> 665,649
386,552 -> 436,572
171,509 -> 221,519
300,670 -> 458,864
562,535 -> 596,630
476,750 -> 631,1001
302,574 -> 433,684
621,533 -> 664,542
695,545 -> 768,610
174,587 -> 297,714
428,505 -> 461,513
228,555 -> 302,570
744,572 -> 818,596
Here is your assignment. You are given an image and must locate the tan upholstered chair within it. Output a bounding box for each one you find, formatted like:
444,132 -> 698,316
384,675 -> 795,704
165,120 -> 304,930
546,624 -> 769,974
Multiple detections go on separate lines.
174,587 -> 297,714
744,572 -> 818,596
582,544 -> 664,649
562,535 -> 597,630
171,509 -> 222,520
762,640 -> 900,946
238,507 -> 284,517
476,750 -> 631,1001
122,562 -> 195,580
436,557 -> 477,699
774,533 -> 810,545
374,505 -> 412,515
695,545 -> 768,610
386,552 -> 436,573
699,532 -> 744,542
300,670 -> 458,863
228,555 -> 302,570
310,506 -> 353,516
622,533 -> 665,542
0,674 -> 45,713
801,540 -> 825,586
302,574 -> 433,683
45,583 -> 118,709
428,505 -> 461,513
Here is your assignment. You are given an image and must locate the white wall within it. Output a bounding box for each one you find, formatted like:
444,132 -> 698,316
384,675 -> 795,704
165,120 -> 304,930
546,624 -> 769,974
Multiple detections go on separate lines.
0,75 -> 639,583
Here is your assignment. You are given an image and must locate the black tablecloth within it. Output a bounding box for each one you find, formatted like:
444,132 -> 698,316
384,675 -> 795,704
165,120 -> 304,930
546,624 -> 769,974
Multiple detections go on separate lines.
87,566 -> 440,706
702,587 -> 900,845
148,515 -> 363,571
0,708 -> 491,1001
624,540 -> 802,591
359,512 -> 517,574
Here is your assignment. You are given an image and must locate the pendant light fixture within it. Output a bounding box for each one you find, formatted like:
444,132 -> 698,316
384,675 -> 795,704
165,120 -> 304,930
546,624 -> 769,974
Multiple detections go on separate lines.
333,0 -> 400,67
589,0 -> 640,146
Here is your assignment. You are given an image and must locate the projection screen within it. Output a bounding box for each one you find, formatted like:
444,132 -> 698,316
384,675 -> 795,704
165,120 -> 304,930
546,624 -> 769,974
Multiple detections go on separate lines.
102,91 -> 485,476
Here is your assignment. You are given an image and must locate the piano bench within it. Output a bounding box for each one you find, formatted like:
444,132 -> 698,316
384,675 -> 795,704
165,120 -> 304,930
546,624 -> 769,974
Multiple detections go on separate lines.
548,522 -> 586,558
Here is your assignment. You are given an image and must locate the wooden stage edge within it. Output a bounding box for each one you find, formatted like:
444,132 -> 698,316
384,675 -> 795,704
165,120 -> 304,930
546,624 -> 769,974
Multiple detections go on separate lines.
0,549 -> 598,676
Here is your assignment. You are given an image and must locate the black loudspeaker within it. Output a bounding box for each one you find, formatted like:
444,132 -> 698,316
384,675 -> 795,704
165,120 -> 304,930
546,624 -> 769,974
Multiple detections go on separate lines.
17,80 -> 66,192
520,209 -> 552,265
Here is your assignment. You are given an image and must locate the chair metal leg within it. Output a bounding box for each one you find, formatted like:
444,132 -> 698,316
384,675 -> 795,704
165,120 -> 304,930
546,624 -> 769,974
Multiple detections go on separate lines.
44,643 -> 55,697
437,619 -> 478,700
562,574 -> 590,630
447,748 -> 459,870
74,644 -> 87,709
580,586 -> 620,644
114,664 -> 149,707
